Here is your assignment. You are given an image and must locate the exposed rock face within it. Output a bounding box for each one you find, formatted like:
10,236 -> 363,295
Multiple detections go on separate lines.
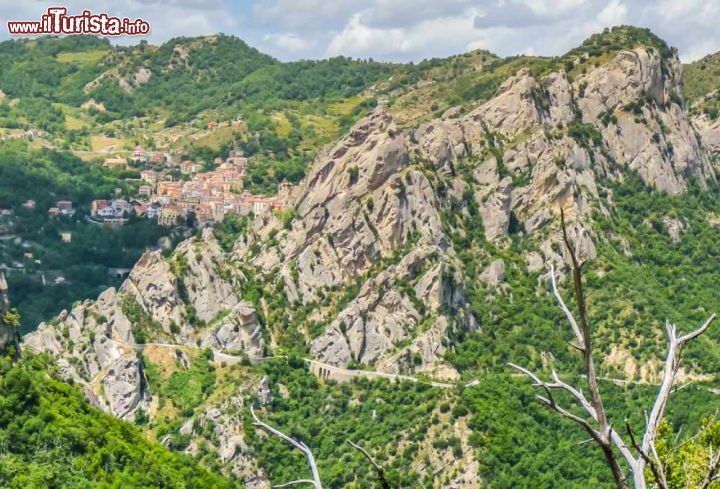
231,109 -> 470,376
480,260 -> 506,286
119,228 -> 247,335
478,177 -> 512,241
228,46 -> 713,376
663,216 -> 684,243
102,354 -> 151,419
200,302 -> 263,357
173,232 -> 243,322
134,67 -> 152,86
22,228 -> 263,419
576,48 -> 713,194
693,113 -> 720,157
23,287 -> 149,420
162,386 -> 271,488
23,39 -> 716,440
0,272 -> 8,312
120,252 -> 183,330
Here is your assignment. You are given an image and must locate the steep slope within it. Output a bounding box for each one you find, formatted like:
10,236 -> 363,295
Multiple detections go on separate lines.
235,37 -> 712,377
23,228 -> 263,419
17,26 -> 720,488
685,51 -> 720,157
0,354 -> 240,488
24,27 -> 715,400
684,51 -> 720,118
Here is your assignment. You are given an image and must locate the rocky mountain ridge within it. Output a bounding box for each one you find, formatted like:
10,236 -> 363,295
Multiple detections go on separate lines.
23,228 -> 263,419
25,41 -> 716,405
18,35 -> 720,487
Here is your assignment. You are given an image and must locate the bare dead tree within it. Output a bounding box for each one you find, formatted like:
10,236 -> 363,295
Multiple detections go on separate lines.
700,446 -> 720,489
510,209 -> 717,489
348,440 -> 391,489
251,408 -> 396,488
250,405 -> 323,489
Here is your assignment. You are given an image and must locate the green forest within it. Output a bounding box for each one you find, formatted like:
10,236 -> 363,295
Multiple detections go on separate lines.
0,34 -> 396,195
0,352 -> 240,488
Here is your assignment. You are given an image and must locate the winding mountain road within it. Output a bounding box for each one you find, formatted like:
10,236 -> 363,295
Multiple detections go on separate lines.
111,340 -> 474,389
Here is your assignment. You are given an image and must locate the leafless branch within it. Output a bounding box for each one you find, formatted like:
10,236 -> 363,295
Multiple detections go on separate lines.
700,446 -> 720,489
512,210 -> 719,489
641,316 -> 716,471
251,405 -> 323,489
550,264 -> 585,349
559,209 -> 610,436
509,363 -> 602,442
348,440 -> 391,489
272,481 -> 317,488
625,421 -> 667,489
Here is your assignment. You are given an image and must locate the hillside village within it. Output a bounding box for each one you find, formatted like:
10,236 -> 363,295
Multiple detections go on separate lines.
91,146 -> 291,227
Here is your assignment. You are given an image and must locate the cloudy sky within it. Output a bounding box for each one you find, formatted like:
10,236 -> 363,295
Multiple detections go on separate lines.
2,0 -> 720,62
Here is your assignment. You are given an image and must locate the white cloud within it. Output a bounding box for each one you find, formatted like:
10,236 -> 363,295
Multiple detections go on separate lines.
2,1 -> 720,62
251,0 -> 358,29
327,9 -> 481,60
597,0 -> 627,26
263,33 -> 315,52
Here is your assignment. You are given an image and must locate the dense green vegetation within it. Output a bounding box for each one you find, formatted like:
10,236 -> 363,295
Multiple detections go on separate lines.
158,348 -> 216,417
0,141 -> 169,330
2,24 -> 720,489
0,35 -> 396,194
0,353 -> 240,488
462,372 -> 718,489
0,36 -> 109,105
441,173 -> 720,487
684,51 -> 720,119
138,344 -> 456,487
250,359 -> 447,488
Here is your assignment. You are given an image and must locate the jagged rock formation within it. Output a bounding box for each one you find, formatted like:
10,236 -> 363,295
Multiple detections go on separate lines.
18,34 -> 720,487
26,45 -> 715,387
693,113 -> 720,157
178,385 -> 270,489
228,45 -> 713,379
22,228 -> 263,419
480,260 -> 505,286
234,109 -> 477,378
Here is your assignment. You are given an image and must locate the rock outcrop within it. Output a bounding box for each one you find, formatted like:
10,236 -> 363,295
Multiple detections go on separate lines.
21,38 -> 717,473
693,113 -> 720,157
576,48 -> 713,194
22,228 -> 264,419
233,109 -> 474,377
225,45 -> 713,376
480,259 -> 506,286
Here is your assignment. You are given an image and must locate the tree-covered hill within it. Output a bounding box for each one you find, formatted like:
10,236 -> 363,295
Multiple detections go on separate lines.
684,51 -> 720,118
0,34 -> 399,194
0,353 -> 241,488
